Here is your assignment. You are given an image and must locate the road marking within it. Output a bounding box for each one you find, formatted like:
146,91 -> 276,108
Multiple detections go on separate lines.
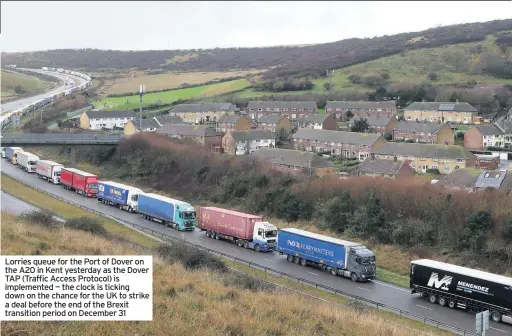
307,271 -> 320,276
416,305 -> 433,311
357,286 -> 372,292
230,248 -> 238,251
374,280 -> 410,293
264,258 -> 274,262
490,327 -> 507,333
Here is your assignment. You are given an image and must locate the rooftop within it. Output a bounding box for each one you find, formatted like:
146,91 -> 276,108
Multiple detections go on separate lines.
247,101 -> 318,109
156,124 -> 218,137
376,142 -> 476,160
86,110 -> 137,119
229,130 -> 276,142
349,115 -> 394,127
251,148 -> 333,169
326,100 -> 397,110
393,121 -> 444,133
474,124 -> 503,136
170,103 -> 236,113
357,158 -> 407,175
218,115 -> 246,124
403,102 -> 478,113
297,114 -> 332,123
258,114 -> 287,124
293,129 -> 382,146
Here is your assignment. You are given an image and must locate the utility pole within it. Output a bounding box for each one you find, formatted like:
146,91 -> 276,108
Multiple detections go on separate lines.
139,84 -> 145,132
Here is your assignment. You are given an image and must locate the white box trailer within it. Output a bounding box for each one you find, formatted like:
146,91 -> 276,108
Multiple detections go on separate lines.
17,152 -> 40,173
36,160 -> 64,184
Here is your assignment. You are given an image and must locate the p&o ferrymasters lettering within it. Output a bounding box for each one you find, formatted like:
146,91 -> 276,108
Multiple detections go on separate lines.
287,240 -> 334,257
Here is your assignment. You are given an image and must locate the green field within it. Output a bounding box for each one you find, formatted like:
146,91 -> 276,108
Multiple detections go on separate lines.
233,34 -> 511,99
1,70 -> 55,101
93,79 -> 251,110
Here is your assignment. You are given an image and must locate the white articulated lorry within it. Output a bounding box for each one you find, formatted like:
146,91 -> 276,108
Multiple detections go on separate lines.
17,152 -> 40,173
36,160 -> 64,184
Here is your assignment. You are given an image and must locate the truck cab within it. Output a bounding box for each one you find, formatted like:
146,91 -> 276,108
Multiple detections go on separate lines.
252,221 -> 278,252
26,156 -> 39,173
176,204 -> 197,230
346,246 -> 376,282
52,166 -> 63,184
1,148 -> 5,158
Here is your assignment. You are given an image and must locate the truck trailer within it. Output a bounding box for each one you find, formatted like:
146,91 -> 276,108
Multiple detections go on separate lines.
277,228 -> 377,282
138,193 -> 196,231
97,181 -> 142,213
16,152 -> 40,172
410,259 -> 512,324
60,168 -> 98,197
198,207 -> 278,252
5,147 -> 23,164
36,160 -> 63,184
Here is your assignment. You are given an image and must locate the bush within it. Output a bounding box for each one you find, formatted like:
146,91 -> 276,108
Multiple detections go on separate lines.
156,243 -> 228,273
64,217 -> 109,238
18,210 -> 62,230
223,272 -> 276,292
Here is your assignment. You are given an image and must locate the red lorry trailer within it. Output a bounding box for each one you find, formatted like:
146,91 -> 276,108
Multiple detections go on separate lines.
197,206 -> 277,252
60,168 -> 98,197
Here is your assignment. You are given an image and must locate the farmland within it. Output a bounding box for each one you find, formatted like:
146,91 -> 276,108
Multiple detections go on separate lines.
1,70 -> 55,101
93,79 -> 252,110
100,70 -> 262,95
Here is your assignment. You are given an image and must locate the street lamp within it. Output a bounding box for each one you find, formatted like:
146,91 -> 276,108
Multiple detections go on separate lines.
139,84 -> 145,132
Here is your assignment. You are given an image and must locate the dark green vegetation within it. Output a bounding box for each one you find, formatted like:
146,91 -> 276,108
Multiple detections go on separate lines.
3,19 -> 510,80
51,133 -> 512,276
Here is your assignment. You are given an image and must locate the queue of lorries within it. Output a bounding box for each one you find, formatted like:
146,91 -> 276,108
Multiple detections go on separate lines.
2,145 -> 511,325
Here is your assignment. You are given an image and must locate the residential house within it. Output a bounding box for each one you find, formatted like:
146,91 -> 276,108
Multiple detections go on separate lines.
403,102 -> 478,124
464,125 -> 505,150
296,114 -> 338,130
156,124 -> 223,152
356,156 -> 415,179
493,108 -> 512,147
348,115 -> 397,135
123,115 -> 184,136
437,169 -> 512,194
292,129 -> 386,161
216,115 -> 252,133
251,148 -> 334,177
256,114 -> 293,133
325,101 -> 397,120
375,142 -> 477,174
222,130 -> 276,155
246,101 -> 318,122
80,110 -> 137,130
392,121 -> 454,145
169,103 -> 238,124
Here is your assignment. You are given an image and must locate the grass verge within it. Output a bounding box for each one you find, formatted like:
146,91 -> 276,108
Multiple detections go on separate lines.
1,174 -> 158,247
1,212 -> 453,336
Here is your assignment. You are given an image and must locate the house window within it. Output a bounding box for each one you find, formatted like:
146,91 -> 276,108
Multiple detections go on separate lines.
432,157 -> 439,162
292,108 -> 297,112
274,108 -> 279,112
258,108 -> 263,111
283,108 -> 288,112
431,165 -> 438,169
444,167 -> 451,173
456,159 -> 464,163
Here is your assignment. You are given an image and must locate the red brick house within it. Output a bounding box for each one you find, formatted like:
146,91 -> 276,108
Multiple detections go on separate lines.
356,157 -> 415,179
247,101 -> 318,121
464,125 -> 504,150
216,115 -> 252,133
296,113 -> 338,130
256,114 -> 293,133
325,101 -> 397,120
292,128 -> 386,161
392,121 -> 454,145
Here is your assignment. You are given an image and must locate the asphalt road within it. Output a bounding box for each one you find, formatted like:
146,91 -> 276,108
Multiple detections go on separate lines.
2,68 -> 87,113
1,162 -> 511,336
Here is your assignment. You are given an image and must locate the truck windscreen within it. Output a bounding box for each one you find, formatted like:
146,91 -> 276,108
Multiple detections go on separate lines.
361,257 -> 376,265
182,211 -> 196,219
55,171 -> 61,176
88,184 -> 98,189
265,230 -> 277,238
28,161 -> 37,165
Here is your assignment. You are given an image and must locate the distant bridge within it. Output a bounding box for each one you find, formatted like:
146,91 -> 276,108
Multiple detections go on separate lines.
0,133 -> 125,167
0,133 -> 125,147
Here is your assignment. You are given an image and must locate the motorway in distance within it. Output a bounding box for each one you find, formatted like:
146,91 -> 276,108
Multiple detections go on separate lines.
1,163 -> 511,336
1,68 -> 86,113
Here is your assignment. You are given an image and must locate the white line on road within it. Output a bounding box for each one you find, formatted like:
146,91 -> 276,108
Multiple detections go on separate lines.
230,248 -> 238,251
490,327 -> 507,333
416,305 -> 433,311
357,286 -> 372,292
374,280 -> 410,293
265,258 -> 274,262
307,271 -> 320,276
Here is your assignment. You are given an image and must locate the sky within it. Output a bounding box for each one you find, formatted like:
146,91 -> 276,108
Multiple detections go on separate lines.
1,1 -> 511,52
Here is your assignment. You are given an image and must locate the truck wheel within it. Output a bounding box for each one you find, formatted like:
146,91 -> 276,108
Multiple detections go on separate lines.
293,256 -> 300,264
448,300 -> 456,309
350,272 -> 358,282
243,241 -> 249,249
287,254 -> 294,262
215,232 -> 220,240
206,230 -> 211,238
438,297 -> 447,306
254,244 -> 261,252
300,258 -> 307,267
491,311 -> 502,323
330,267 -> 338,276
428,294 -> 437,304
237,239 -> 243,247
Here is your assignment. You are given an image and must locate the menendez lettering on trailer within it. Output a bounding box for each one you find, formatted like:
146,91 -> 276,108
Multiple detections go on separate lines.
457,281 -> 491,294
286,240 -> 335,257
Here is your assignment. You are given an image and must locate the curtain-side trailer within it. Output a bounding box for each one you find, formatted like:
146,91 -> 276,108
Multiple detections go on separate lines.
97,181 -> 142,213
138,193 -> 196,231
5,147 -> 23,164
36,160 -> 63,184
277,228 -> 377,282
410,259 -> 512,324
61,168 -> 98,197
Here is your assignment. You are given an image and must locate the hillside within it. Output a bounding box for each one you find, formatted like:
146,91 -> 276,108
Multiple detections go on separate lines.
1,70 -> 55,102
1,211 -> 445,336
2,19 -> 511,81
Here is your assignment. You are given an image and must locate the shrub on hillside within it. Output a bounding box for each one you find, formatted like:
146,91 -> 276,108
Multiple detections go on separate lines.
18,210 -> 62,230
156,243 -> 228,273
65,217 -> 110,238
